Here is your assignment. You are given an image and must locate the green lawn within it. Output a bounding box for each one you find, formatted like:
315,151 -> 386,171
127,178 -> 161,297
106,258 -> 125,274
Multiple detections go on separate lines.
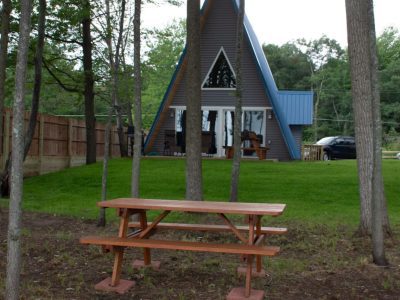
5,158 -> 399,225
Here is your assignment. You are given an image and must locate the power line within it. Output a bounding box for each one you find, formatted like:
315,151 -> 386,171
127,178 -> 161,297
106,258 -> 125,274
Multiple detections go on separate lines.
315,118 -> 400,125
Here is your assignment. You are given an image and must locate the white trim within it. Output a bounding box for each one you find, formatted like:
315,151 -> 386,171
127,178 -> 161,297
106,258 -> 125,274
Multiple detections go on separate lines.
170,105 -> 273,110
170,106 -> 270,157
201,47 -> 237,90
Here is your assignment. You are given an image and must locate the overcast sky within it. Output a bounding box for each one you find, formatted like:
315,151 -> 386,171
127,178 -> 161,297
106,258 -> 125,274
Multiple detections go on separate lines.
142,0 -> 400,47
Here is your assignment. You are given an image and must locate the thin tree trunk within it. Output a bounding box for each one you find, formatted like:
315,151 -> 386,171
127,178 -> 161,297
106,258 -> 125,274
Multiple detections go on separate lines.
367,0 -> 389,265
98,107 -> 113,227
104,0 -> 128,158
230,0 -> 244,202
0,0 -> 12,198
131,0 -> 142,198
0,0 -> 12,155
185,0 -> 202,201
82,0 -> 96,164
115,0 -> 128,157
5,0 -> 33,299
313,79 -> 324,142
346,0 -> 388,265
24,0 -> 46,160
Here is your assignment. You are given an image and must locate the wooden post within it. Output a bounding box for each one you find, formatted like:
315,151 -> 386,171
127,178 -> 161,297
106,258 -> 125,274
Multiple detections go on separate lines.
256,216 -> 262,272
68,119 -> 73,167
140,211 -> 151,265
245,215 -> 255,297
38,115 -> 44,174
110,208 -> 131,287
110,126 -> 114,159
2,110 -> 10,167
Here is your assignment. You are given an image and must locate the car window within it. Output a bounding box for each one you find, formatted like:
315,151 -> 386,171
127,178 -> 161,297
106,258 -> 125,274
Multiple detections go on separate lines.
336,138 -> 345,145
316,137 -> 335,145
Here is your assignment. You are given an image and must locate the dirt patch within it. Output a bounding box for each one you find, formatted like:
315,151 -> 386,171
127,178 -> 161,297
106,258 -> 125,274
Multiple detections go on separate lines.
0,209 -> 399,299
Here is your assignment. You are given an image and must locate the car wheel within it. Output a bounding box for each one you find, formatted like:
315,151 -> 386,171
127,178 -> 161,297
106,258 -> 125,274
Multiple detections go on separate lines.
323,152 -> 330,161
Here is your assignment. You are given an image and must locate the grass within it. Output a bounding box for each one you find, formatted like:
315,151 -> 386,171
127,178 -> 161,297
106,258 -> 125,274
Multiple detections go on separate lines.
1,157 -> 399,225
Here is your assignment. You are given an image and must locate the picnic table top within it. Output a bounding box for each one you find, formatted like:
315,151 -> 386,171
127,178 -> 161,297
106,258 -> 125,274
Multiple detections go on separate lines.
97,198 -> 286,216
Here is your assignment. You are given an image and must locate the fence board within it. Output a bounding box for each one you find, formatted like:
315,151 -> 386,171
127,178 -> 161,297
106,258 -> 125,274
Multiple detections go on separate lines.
0,108 -> 126,175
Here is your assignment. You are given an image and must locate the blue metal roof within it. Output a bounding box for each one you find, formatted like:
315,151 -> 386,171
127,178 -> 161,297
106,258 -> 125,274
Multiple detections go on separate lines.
278,91 -> 313,125
145,0 -> 313,160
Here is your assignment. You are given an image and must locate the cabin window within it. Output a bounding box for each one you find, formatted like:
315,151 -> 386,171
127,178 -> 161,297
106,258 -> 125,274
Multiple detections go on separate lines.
203,48 -> 236,89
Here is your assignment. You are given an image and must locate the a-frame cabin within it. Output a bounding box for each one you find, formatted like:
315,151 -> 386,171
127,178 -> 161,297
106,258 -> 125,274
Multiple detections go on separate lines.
144,0 -> 313,160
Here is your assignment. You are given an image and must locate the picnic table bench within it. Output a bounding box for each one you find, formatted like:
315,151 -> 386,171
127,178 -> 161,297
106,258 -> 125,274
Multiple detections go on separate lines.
80,198 -> 286,300
224,130 -> 269,160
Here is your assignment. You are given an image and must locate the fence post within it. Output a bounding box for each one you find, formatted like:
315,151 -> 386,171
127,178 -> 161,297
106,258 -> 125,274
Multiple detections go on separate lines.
110,126 -> 114,159
68,119 -> 73,167
2,110 -> 11,168
38,115 -> 45,174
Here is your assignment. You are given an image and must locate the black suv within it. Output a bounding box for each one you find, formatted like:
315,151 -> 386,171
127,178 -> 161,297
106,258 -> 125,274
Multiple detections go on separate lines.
316,136 -> 356,160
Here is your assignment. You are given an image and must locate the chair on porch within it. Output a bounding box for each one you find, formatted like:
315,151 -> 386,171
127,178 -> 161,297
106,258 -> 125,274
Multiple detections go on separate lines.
201,131 -> 213,157
163,130 -> 182,156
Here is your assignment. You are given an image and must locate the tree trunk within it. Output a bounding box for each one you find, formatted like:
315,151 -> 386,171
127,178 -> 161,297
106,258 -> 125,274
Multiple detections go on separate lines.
0,0 -> 12,154
345,0 -> 388,265
115,0 -> 128,158
0,0 -> 12,198
115,0 -> 127,158
230,0 -> 244,202
131,0 -> 142,198
367,0 -> 389,265
104,0 -> 128,158
82,0 -> 96,164
185,0 -> 202,201
5,0 -> 33,299
98,107 -> 113,227
24,0 -> 46,160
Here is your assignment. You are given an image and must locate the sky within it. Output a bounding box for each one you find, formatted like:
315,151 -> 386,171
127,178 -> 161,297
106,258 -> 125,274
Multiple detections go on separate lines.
142,0 -> 400,47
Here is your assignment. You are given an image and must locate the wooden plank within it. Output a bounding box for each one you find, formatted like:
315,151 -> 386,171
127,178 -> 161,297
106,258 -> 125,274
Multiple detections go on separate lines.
256,217 -> 262,272
128,222 -> 287,235
245,216 -> 255,297
138,210 -> 170,239
80,236 -> 280,256
98,198 -> 286,216
139,211 -> 151,265
218,213 -> 248,244
111,248 -> 124,286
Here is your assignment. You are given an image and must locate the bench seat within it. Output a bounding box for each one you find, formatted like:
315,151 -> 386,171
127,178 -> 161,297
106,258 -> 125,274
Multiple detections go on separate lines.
223,146 -> 269,160
80,236 -> 280,256
128,222 -> 287,235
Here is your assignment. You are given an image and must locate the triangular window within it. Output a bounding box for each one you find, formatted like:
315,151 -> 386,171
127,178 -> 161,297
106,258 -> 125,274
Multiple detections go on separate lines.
202,48 -> 236,89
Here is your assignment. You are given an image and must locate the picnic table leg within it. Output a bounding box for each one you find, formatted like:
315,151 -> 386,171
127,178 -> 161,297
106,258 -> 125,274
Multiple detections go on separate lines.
227,215 -> 265,300
140,211 -> 151,265
95,209 -> 135,294
256,216 -> 262,273
111,208 -> 130,286
245,215 -> 255,297
111,247 -> 124,286
132,210 -> 161,270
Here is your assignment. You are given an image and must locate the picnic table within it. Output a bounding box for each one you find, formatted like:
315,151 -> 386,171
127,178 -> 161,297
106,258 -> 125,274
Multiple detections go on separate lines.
80,198 -> 286,300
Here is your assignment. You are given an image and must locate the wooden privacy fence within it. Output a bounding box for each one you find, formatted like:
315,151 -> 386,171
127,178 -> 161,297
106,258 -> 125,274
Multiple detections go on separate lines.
302,144 -> 324,161
0,108 -> 125,176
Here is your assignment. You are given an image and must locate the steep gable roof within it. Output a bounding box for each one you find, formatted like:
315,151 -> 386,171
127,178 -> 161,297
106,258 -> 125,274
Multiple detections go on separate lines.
145,0 -> 313,159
